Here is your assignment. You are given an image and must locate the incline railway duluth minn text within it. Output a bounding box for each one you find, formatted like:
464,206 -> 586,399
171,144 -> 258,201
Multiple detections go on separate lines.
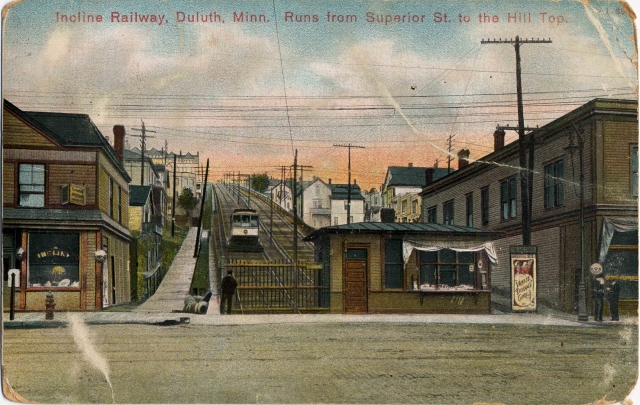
55,10 -> 569,25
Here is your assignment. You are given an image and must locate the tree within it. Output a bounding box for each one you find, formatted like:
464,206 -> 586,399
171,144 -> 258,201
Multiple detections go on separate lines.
251,173 -> 270,193
177,188 -> 198,212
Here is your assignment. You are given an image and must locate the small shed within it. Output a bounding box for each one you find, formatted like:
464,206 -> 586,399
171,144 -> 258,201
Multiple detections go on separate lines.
304,222 -> 500,314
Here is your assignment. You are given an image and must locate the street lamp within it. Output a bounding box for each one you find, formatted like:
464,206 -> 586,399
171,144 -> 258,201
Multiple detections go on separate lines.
565,123 -> 588,321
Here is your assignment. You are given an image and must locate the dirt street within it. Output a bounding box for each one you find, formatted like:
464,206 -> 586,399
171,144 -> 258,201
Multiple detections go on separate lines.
3,322 -> 637,404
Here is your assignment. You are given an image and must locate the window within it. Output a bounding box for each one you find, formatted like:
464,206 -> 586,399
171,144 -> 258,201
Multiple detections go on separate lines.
500,178 -> 517,220
109,178 -> 114,217
384,239 -> 404,289
465,193 -> 473,227
481,187 -> 489,226
427,206 -> 437,223
443,200 -> 454,225
334,217 -> 338,225
18,164 -> 45,207
412,200 -> 418,214
632,146 -> 638,197
28,232 -> 80,288
117,185 -> 122,222
419,250 -> 476,290
401,200 -> 407,213
544,160 -> 564,208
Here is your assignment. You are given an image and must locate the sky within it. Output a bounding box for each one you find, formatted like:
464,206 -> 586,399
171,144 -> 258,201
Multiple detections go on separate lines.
2,0 -> 637,190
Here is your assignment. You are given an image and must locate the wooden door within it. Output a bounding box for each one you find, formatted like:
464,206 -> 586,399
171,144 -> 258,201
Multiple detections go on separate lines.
344,248 -> 367,313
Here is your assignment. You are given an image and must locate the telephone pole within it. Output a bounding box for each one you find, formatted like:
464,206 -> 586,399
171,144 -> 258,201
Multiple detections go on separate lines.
130,120 -> 156,185
446,134 -> 456,174
297,164 -> 313,220
481,36 -> 551,246
334,144 -> 365,224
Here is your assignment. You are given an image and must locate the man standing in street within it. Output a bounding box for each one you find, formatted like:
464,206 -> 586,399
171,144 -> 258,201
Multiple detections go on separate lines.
606,279 -> 620,321
594,277 -> 605,322
220,270 -> 238,315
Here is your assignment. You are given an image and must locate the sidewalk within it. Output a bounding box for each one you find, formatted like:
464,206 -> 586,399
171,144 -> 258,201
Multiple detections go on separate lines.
133,227 -> 198,313
4,308 -> 637,329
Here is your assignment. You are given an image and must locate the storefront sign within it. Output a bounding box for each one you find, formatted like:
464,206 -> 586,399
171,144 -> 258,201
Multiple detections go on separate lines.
510,246 -> 537,312
61,184 -> 87,206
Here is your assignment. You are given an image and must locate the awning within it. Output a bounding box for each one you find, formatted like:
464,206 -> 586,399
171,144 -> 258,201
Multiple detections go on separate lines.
403,239 -> 498,265
598,217 -> 638,263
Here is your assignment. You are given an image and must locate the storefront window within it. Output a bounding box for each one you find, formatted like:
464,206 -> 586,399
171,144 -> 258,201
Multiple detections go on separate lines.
419,250 -> 475,290
604,230 -> 638,300
28,232 -> 80,287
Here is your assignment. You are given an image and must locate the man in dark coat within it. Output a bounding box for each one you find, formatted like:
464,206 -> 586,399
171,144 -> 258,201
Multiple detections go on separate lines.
606,279 -> 620,321
220,270 -> 238,315
594,277 -> 605,322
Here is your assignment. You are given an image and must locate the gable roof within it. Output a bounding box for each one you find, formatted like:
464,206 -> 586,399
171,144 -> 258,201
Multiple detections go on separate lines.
4,99 -> 131,182
384,166 -> 451,188
329,183 -> 364,200
129,185 -> 152,206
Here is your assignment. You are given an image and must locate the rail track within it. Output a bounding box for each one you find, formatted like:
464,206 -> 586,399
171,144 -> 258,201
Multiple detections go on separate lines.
212,183 -> 326,313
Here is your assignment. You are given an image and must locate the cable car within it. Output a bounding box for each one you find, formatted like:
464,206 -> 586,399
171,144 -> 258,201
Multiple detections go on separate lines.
228,209 -> 263,252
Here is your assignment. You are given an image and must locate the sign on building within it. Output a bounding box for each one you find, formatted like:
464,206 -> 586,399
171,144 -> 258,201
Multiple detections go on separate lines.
510,246 -> 537,312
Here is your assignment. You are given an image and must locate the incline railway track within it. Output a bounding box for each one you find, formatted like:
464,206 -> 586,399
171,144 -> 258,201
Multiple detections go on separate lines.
212,183 -> 326,313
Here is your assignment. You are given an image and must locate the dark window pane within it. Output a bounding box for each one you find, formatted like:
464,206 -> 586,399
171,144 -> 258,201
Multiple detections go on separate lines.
458,265 -> 474,286
346,248 -> 367,259
440,249 -> 456,263
385,264 -> 403,288
420,250 -> 437,263
420,264 -> 437,285
440,267 -> 456,286
458,252 -> 474,264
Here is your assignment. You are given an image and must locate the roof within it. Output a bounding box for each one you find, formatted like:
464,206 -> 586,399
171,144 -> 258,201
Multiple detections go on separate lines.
4,100 -> 131,182
385,166 -> 451,188
304,222 -> 499,241
419,98 -> 638,196
329,183 -> 364,200
129,185 -> 152,206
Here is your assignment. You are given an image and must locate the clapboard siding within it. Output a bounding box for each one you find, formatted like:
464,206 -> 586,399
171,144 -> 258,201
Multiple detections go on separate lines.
2,110 -> 57,148
3,162 -> 15,205
48,164 -> 97,206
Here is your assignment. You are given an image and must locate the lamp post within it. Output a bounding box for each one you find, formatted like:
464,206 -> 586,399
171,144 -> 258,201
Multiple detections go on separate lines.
566,124 -> 588,321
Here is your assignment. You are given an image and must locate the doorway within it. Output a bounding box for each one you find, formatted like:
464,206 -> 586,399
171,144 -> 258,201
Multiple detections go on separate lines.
344,248 -> 367,313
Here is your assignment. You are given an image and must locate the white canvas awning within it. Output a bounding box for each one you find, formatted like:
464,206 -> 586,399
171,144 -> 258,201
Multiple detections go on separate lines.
403,239 -> 498,265
598,217 -> 638,263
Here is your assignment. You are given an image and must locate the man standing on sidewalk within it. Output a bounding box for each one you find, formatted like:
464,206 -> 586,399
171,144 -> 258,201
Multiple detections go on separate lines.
220,270 -> 238,315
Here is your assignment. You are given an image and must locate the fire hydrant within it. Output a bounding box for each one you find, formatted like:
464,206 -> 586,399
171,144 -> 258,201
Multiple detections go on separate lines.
45,293 -> 56,320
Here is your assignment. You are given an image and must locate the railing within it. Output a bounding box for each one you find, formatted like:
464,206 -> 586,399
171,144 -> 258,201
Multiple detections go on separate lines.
227,260 -> 328,313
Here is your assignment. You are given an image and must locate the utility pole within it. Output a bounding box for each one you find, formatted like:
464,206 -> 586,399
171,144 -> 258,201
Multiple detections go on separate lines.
481,36 -> 551,246
194,159 -> 210,258
566,123 -> 589,321
334,143 -> 365,224
293,150 -> 298,267
130,120 -> 156,185
446,134 -> 456,174
297,164 -> 313,221
172,154 -> 177,236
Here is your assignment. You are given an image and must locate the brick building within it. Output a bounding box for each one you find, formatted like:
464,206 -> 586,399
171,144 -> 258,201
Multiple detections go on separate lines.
420,99 -> 638,314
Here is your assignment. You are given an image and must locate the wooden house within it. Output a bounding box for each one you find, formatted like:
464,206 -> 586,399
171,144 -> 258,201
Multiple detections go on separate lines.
2,100 -> 132,311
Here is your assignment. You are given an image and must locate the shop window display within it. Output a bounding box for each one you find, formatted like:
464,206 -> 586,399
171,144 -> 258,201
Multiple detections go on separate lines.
28,232 -> 80,288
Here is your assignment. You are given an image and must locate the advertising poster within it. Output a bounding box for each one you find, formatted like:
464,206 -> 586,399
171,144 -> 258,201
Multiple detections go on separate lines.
511,254 -> 537,311
1,0 -> 638,404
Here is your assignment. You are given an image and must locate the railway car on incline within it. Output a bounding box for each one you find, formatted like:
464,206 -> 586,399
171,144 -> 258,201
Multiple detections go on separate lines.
228,208 -> 263,252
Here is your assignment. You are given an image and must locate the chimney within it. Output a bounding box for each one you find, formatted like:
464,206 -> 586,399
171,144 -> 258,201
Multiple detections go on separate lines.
353,179 -> 357,185
408,163 -> 413,167
458,149 -> 470,170
425,168 -> 434,185
113,125 -> 125,163
494,128 -> 505,151
328,178 -> 332,184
